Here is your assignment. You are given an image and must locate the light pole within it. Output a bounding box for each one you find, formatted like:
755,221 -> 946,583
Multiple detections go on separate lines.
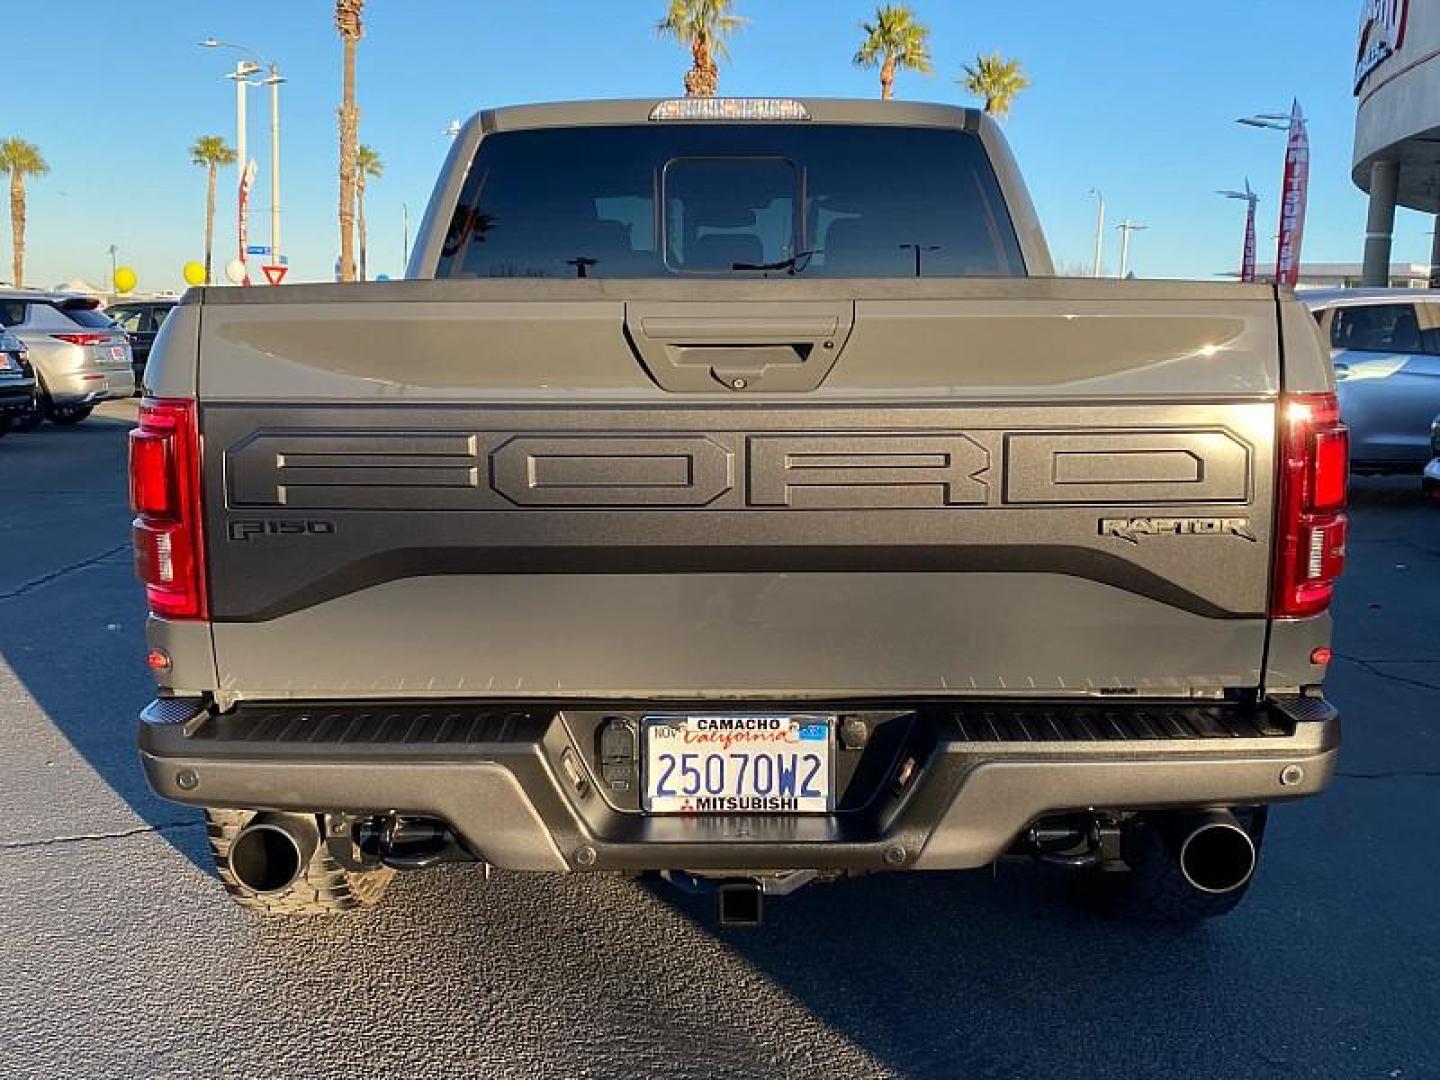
1238,103 -> 1310,287
1115,220 -> 1148,278
1218,181 -> 1261,283
1089,189 -> 1105,277
202,39 -> 285,281
107,244 -> 118,290
402,203 -> 411,271
900,243 -> 941,277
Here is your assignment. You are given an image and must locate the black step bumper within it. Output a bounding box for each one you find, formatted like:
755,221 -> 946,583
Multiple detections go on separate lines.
138,697 -> 1339,873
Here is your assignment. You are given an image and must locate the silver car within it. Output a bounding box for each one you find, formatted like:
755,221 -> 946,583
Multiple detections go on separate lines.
0,290 -> 135,425
1306,288 -> 1440,472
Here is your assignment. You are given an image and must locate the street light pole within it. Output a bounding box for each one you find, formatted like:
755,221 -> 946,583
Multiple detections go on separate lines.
1089,189 -> 1105,278
402,202 -> 411,271
900,243 -> 941,277
1238,104 -> 1310,287
223,59 -> 261,282
204,39 -> 282,280
264,63 -> 286,268
1218,181 -> 1261,282
1116,220 -> 1148,278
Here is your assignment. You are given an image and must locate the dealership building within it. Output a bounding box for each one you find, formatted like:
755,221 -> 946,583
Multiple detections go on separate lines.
1353,0 -> 1440,285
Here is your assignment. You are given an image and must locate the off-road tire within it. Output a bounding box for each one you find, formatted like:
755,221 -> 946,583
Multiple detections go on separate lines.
1070,807 -> 1268,924
205,809 -> 395,915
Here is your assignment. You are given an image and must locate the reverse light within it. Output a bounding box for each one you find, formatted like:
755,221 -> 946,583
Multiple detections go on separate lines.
129,399 -> 206,620
649,98 -> 811,122
1272,393 -> 1348,619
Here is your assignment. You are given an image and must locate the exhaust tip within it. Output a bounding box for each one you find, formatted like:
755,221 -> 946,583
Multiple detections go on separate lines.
228,816 -> 317,894
1178,818 -> 1257,895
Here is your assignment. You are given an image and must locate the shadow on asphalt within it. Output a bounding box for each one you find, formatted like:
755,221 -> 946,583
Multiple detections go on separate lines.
0,409 -> 209,870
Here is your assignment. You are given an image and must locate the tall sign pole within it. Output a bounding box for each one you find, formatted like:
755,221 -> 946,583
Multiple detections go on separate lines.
1275,100 -> 1310,288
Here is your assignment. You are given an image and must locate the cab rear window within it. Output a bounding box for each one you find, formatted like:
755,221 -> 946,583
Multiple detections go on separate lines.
437,125 -> 1024,280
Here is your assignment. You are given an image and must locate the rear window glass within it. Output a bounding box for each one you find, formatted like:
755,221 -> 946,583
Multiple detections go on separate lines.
0,301 -> 27,327
437,124 -> 1024,280
57,304 -> 117,330
1330,303 -> 1424,354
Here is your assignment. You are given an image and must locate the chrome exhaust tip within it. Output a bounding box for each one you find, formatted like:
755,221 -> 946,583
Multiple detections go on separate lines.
1174,811 -> 1257,895
228,814 -> 319,894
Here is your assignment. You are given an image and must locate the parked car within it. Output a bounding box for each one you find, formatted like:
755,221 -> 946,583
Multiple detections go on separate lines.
0,290 -> 135,425
1305,289 -> 1440,473
107,299 -> 177,394
0,325 -> 38,436
138,98 -> 1344,927
1424,415 -> 1440,504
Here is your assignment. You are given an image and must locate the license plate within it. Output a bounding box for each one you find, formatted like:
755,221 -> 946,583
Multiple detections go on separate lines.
643,715 -> 834,814
110,345 -> 126,362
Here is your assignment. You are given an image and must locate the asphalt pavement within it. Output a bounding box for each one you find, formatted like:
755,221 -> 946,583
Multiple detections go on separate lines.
1,400 -> 1437,1079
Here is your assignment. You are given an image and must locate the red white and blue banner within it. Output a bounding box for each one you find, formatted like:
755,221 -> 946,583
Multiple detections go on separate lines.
1275,102 -> 1309,289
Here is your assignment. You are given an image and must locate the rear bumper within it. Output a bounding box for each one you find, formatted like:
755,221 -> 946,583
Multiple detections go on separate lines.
0,381 -> 35,413
45,368 -> 135,405
139,697 -> 1339,873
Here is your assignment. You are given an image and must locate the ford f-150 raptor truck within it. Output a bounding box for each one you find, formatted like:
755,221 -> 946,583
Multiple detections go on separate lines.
134,98 -> 1345,925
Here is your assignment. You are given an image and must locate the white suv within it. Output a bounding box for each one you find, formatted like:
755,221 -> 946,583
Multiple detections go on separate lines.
0,291 -> 135,425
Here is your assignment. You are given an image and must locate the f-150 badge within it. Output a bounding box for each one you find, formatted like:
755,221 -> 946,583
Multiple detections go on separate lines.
1101,517 -> 1257,544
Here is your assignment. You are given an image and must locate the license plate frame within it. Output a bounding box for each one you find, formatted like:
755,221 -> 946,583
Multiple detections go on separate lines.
642,714 -> 835,815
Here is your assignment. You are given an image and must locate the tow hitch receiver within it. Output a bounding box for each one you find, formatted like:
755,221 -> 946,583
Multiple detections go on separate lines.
717,882 -> 764,928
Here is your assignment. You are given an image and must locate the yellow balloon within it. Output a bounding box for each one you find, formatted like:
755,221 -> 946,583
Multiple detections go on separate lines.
182,261 -> 206,287
113,266 -> 138,294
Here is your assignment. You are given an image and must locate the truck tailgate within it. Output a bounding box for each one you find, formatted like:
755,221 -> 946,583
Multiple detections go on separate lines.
193,279 -> 1281,699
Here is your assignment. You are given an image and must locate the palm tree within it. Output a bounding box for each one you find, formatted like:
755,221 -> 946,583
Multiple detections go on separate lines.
960,52 -> 1031,119
356,144 -> 383,282
853,5 -> 932,101
190,135 -> 236,286
335,0 -> 365,282
0,139 -> 48,287
657,0 -> 746,98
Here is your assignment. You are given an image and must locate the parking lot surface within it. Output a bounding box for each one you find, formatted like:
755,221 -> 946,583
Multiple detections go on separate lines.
2,401 -> 1437,1079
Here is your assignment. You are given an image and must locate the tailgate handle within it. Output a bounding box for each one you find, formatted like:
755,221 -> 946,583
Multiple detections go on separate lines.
625,303 -> 855,392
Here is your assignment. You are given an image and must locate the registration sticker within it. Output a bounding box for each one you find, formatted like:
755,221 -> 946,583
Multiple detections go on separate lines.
643,715 -> 834,814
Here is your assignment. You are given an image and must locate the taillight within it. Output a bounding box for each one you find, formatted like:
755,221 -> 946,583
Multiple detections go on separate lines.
129,399 -> 206,620
52,332 -> 111,346
1272,393 -> 1348,619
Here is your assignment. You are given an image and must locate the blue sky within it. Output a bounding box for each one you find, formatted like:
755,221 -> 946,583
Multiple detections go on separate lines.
4,0 -> 1428,290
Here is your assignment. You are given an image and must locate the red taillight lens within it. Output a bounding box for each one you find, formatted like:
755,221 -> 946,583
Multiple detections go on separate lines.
52,332 -> 111,346
1272,393 -> 1348,619
128,399 -> 206,620
128,431 -> 173,515
1312,430 -> 1349,512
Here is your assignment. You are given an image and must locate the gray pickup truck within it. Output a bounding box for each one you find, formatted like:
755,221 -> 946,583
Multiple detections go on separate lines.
135,98 -> 1346,925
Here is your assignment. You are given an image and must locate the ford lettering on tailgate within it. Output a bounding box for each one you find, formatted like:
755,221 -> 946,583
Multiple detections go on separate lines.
226,425 -> 1251,511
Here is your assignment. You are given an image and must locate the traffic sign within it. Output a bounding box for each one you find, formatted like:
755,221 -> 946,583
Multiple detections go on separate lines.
246,245 -> 271,256
261,264 -> 288,286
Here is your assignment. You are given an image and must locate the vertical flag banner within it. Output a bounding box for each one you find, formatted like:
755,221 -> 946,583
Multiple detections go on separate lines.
1275,101 -> 1309,288
1241,186 -> 1258,284
238,159 -> 257,285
